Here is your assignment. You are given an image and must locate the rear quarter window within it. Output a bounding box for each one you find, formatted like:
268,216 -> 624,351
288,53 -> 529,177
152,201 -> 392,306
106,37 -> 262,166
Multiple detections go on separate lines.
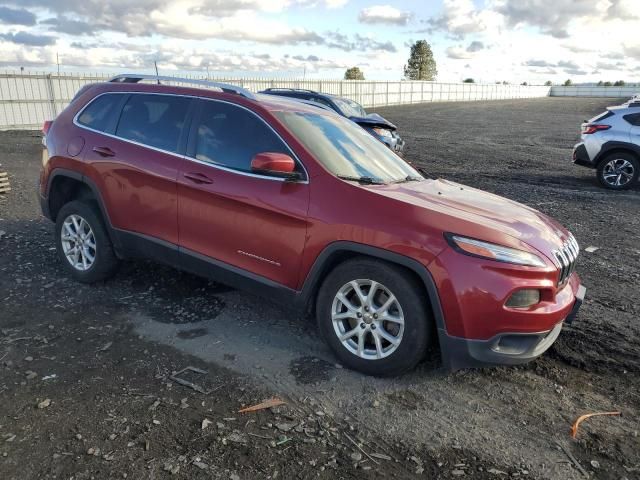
589,110 -> 614,123
77,93 -> 121,132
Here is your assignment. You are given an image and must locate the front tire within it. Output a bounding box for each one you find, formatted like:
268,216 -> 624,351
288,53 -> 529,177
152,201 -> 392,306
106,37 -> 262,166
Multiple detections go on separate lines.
596,152 -> 639,190
316,258 -> 431,376
55,200 -> 119,283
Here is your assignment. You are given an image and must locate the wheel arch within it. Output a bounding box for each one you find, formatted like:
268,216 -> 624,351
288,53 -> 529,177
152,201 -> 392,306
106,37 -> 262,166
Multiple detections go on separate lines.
594,142 -> 640,166
298,242 -> 447,335
46,169 -> 119,248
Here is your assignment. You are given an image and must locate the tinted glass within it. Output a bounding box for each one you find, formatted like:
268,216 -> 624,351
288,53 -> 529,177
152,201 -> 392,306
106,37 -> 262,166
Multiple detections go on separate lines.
624,113 -> 640,126
275,111 -> 418,183
116,94 -> 191,153
77,93 -> 120,132
590,110 -> 614,123
332,97 -> 367,117
311,97 -> 335,109
195,101 -> 292,173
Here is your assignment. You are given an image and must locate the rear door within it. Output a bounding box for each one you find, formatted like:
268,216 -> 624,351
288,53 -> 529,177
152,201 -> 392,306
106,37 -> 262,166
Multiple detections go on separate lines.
177,99 -> 310,288
81,92 -> 194,245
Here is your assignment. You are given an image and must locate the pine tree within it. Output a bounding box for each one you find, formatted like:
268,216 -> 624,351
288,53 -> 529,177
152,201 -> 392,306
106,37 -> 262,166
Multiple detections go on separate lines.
344,67 -> 365,80
403,40 -> 437,81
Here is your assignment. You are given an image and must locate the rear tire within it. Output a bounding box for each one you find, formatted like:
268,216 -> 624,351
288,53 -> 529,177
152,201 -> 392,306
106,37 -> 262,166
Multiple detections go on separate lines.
55,200 -> 119,283
596,152 -> 639,190
316,257 -> 431,376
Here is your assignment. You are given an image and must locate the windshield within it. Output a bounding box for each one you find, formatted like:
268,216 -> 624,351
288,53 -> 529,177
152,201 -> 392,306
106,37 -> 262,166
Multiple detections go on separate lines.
332,97 -> 367,117
275,111 -> 421,184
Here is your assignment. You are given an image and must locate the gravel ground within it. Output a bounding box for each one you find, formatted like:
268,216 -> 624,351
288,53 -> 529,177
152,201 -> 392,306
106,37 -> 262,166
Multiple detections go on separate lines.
0,97 -> 639,480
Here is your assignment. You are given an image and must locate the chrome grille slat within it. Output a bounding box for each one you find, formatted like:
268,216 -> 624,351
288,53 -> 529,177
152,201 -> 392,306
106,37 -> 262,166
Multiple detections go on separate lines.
552,234 -> 579,285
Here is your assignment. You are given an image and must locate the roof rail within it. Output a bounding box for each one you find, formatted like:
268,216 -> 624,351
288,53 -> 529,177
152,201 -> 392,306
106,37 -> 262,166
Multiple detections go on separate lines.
263,87 -> 318,94
108,74 -> 256,100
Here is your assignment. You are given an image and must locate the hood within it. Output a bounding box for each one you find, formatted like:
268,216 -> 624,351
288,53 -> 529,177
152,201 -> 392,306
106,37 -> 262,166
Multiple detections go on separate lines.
370,178 -> 570,258
349,113 -> 397,130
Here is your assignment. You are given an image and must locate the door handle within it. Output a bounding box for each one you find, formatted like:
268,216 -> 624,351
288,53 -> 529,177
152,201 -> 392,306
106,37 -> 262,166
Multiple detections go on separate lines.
92,146 -> 115,157
183,172 -> 214,184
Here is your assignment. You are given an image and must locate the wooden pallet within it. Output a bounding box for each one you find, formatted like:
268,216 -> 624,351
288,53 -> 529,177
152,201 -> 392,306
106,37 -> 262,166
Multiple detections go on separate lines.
0,172 -> 10,194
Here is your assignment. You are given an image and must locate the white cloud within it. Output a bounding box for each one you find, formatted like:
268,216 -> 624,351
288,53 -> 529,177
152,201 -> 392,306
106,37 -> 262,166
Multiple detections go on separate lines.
358,5 -> 412,26
323,0 -> 348,7
445,46 -> 473,59
425,0 -> 500,37
493,0 -> 605,38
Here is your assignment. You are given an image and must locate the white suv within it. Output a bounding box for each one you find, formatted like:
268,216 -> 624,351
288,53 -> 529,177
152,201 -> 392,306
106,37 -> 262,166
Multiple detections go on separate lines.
573,104 -> 640,189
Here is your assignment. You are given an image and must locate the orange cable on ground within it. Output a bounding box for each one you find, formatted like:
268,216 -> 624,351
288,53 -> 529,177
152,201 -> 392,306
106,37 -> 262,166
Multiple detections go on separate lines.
571,411 -> 621,439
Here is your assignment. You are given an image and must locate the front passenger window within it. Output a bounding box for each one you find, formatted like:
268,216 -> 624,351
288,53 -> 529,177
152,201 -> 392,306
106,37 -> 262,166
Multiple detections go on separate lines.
194,101 -> 294,174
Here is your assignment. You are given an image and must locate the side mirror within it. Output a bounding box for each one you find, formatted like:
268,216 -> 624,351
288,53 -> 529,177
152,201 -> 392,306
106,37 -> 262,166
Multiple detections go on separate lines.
251,152 -> 301,181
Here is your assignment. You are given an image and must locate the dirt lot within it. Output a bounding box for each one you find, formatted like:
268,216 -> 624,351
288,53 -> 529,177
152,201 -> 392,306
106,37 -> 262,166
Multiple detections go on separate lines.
0,97 -> 638,480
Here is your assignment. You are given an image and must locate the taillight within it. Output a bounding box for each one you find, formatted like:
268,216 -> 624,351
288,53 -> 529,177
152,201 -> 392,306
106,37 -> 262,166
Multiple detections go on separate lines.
581,124 -> 610,134
42,120 -> 53,135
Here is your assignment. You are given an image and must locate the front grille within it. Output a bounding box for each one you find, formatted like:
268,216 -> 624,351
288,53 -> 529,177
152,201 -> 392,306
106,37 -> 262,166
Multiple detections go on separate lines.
552,234 -> 579,285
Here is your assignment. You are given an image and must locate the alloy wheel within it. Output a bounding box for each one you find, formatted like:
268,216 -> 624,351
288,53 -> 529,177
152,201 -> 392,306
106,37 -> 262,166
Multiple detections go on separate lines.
61,214 -> 96,271
331,279 -> 404,360
602,158 -> 634,187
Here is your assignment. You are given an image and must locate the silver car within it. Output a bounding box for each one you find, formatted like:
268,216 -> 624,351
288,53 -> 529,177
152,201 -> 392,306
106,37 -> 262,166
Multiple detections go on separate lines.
573,102 -> 640,189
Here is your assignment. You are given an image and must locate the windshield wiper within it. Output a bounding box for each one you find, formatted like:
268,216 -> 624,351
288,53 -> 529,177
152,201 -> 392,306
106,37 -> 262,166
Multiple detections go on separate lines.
336,174 -> 385,185
391,175 -> 423,184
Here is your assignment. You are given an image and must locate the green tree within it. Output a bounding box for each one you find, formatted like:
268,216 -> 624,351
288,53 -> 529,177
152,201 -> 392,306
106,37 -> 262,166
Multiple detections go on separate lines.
613,80 -> 625,86
544,80 -> 552,86
597,80 -> 603,86
521,82 -> 528,86
563,79 -> 573,86
344,67 -> 365,80
604,81 -> 612,86
463,78 -> 475,83
403,40 -> 437,80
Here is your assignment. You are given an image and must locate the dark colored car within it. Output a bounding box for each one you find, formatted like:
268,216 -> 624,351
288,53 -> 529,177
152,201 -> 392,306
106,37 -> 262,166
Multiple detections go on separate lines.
39,74 -> 585,376
259,88 -> 405,154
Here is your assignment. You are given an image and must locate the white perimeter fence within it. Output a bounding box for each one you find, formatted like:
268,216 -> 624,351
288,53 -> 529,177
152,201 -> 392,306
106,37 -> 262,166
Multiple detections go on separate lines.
550,85 -> 639,97
0,71 -> 636,130
0,71 -> 550,130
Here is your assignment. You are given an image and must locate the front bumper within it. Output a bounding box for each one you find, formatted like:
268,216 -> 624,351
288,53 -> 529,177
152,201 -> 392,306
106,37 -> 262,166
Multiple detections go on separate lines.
440,284 -> 585,371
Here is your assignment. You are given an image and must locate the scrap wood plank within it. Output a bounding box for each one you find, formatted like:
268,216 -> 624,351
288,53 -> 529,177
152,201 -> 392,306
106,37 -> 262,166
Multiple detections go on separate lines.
0,172 -> 10,193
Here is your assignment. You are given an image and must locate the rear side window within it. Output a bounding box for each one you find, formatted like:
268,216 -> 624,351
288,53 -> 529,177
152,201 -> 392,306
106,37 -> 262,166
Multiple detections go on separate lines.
311,97 -> 335,109
77,93 -> 120,132
590,110 -> 614,123
193,101 -> 293,174
624,113 -> 640,126
116,94 -> 191,153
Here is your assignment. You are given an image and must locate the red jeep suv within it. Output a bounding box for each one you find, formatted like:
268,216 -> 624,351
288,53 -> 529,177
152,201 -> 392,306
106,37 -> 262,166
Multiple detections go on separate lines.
39,74 -> 585,376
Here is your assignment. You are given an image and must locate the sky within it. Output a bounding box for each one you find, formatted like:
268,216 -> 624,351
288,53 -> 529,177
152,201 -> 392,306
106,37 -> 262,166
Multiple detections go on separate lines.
0,0 -> 638,84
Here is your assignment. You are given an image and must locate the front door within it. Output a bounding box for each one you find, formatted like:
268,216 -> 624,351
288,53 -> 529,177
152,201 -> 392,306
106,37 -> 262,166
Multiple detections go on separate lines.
177,99 -> 310,289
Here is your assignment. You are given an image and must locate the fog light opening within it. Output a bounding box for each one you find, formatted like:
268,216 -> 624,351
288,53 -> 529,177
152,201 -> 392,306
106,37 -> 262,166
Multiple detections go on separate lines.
505,289 -> 541,308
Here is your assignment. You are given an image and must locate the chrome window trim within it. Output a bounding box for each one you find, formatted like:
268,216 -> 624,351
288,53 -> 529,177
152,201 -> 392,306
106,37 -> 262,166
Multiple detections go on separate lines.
73,91 -> 309,184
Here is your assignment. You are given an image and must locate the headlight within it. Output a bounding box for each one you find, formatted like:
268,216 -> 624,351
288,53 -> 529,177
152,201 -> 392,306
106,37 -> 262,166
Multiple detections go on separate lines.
446,234 -> 546,267
372,127 -> 393,138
